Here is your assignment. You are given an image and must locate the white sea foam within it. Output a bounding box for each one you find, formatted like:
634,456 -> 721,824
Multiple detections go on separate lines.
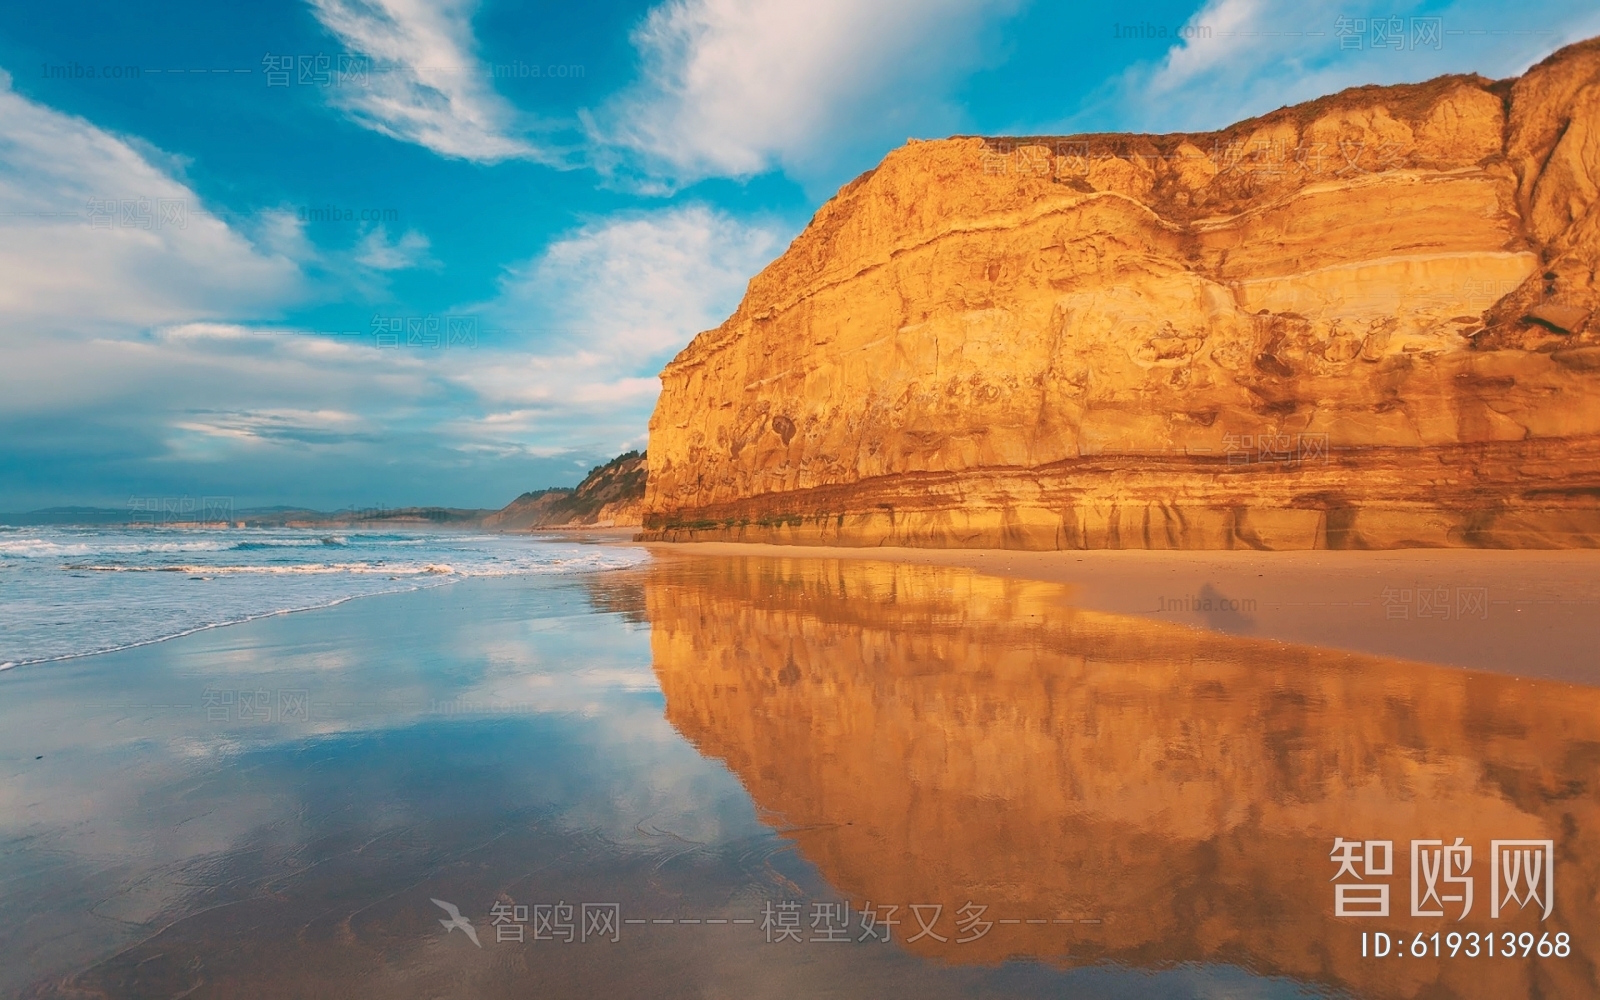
0,526 -> 648,668
0,538 -> 237,557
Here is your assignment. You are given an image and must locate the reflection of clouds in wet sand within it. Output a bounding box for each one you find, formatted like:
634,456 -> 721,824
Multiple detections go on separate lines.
641,556 -> 1600,1000
0,578 -> 769,998
20,724 -> 793,1000
19,592 -> 1218,1000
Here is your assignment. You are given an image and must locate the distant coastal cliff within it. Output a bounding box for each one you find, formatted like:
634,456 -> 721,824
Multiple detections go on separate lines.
486,451 -> 647,529
640,38 -> 1600,550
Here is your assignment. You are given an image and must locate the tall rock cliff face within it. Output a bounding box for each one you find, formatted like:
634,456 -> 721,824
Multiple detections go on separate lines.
643,40 -> 1600,550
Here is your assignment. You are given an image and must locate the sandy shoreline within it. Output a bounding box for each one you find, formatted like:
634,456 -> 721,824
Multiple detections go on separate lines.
632,539 -> 1600,686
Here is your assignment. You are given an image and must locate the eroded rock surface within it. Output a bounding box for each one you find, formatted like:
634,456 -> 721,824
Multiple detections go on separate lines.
643,40 -> 1600,549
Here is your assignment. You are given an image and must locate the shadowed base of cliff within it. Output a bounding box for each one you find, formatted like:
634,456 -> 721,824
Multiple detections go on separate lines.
639,440 -> 1600,550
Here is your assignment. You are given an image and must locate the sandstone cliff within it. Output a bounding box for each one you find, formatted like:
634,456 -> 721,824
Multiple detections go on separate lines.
485,451 -> 646,529
642,39 -> 1600,549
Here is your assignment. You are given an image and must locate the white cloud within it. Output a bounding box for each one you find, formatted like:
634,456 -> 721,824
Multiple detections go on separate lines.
1148,0 -> 1265,92
250,208 -> 319,264
0,322 -> 430,419
490,204 -> 780,357
0,71 -> 782,505
0,205 -> 780,492
354,226 -> 436,270
0,50 -> 793,506
307,0 -> 546,162
593,0 -> 1020,185
446,204 -> 784,449
242,210 -> 437,300
171,407 -> 367,441
1081,0 -> 1600,134
0,70 -> 300,332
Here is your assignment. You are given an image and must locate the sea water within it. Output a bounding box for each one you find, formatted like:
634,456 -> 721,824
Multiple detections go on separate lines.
0,525 -> 646,668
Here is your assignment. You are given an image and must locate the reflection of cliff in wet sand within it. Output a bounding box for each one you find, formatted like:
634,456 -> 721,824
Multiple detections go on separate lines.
639,556 -> 1600,999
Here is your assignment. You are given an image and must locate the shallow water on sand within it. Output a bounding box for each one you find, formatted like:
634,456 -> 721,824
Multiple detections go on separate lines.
0,526 -> 646,668
1,554 -> 1595,999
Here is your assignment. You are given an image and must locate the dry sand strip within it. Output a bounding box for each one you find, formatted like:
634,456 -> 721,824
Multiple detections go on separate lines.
627,540 -> 1600,687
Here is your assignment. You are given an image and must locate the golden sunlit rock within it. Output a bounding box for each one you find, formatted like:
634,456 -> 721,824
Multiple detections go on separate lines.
641,39 -> 1600,549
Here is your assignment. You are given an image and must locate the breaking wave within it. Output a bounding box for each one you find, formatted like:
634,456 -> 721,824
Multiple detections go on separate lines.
0,526 -> 648,669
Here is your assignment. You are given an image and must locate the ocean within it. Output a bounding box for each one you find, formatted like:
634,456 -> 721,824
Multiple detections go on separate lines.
0,525 -> 647,668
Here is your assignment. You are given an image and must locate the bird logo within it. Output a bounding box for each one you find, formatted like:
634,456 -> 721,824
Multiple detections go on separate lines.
431,898 -> 481,947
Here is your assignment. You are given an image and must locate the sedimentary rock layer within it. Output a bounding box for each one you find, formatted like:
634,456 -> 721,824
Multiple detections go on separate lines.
642,39 -> 1600,549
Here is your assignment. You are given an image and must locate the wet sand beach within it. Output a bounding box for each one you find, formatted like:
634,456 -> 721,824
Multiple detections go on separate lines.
642,542 -> 1600,684
2,544 -> 1596,999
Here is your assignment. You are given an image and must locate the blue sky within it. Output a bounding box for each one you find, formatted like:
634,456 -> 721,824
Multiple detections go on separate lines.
1,0 -> 1597,511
